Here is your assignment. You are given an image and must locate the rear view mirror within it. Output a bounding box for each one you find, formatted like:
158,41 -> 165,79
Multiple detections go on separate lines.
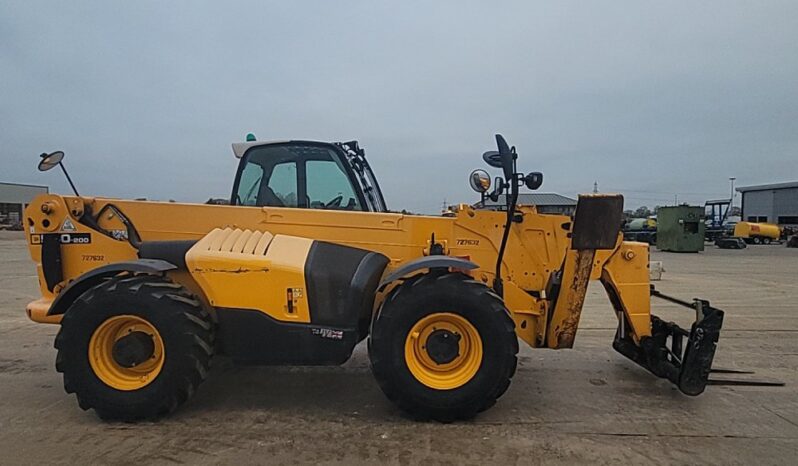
488,177 -> 505,202
469,169 -> 491,193
482,151 -> 502,168
36,150 -> 80,196
38,151 -> 64,172
495,134 -> 514,181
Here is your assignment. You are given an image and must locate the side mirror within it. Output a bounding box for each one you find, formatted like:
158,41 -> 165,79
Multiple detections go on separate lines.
469,169 -> 491,193
495,134 -> 514,181
488,177 -> 505,202
524,172 -> 543,190
482,151 -> 502,168
37,150 -> 80,196
38,151 -> 64,172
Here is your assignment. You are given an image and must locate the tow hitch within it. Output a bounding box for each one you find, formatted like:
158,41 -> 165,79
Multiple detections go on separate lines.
613,287 -> 783,395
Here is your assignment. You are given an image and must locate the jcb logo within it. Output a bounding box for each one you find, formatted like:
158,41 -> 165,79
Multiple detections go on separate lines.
61,233 -> 91,244
31,233 -> 92,245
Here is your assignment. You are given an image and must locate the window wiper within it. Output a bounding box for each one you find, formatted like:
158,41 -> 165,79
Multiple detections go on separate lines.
243,176 -> 262,205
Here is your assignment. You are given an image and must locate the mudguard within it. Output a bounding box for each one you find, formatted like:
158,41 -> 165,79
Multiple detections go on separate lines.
378,255 -> 478,290
46,259 -> 177,316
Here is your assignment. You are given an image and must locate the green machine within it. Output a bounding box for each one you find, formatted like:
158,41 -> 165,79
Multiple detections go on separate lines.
656,205 -> 705,252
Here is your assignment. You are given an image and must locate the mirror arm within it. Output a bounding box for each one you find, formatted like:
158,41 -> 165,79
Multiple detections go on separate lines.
59,162 -> 80,196
494,171 -> 520,298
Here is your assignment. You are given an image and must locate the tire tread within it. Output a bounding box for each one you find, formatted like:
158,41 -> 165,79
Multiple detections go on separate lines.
54,273 -> 213,422
369,272 -> 517,422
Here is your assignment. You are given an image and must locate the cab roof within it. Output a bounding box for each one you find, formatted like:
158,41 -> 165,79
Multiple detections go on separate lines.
231,140 -> 291,158
232,140 -> 342,159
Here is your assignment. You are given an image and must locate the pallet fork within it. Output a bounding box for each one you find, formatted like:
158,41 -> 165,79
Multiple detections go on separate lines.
614,287 -> 783,393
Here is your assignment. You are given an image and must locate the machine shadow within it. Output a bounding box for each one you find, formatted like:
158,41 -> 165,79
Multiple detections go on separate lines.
176,349 -> 406,423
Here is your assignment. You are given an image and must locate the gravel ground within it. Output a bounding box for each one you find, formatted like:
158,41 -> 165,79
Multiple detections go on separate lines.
1,230 -> 797,465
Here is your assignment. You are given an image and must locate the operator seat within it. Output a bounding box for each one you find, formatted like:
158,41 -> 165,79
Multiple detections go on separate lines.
258,184 -> 284,207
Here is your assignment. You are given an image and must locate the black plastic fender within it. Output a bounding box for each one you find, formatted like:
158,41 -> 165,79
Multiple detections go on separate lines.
378,255 -> 478,291
46,259 -> 177,316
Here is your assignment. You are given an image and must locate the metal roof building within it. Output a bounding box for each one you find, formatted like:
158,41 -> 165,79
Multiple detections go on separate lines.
473,193 -> 577,215
0,182 -> 49,228
736,181 -> 798,226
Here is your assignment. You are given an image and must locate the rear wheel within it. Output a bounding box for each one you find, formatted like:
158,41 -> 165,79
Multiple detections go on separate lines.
763,237 -> 772,245
753,236 -> 762,244
369,273 -> 518,422
55,274 -> 213,421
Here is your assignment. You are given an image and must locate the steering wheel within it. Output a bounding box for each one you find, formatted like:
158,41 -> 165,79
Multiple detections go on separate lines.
325,195 -> 343,208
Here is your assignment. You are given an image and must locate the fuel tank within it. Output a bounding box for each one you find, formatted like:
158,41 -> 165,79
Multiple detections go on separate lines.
733,222 -> 780,240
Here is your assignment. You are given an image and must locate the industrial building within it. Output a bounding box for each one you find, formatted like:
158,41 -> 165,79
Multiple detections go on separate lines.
473,193 -> 577,215
737,181 -> 798,227
0,182 -> 49,228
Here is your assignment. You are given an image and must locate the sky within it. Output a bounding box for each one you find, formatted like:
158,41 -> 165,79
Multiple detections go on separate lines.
1,1 -> 797,213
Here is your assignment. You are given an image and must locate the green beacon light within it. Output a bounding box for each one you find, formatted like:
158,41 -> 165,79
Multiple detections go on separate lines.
246,133 -> 256,142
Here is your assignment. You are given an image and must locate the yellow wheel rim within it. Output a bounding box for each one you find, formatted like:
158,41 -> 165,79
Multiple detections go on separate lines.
88,315 -> 165,391
404,312 -> 482,390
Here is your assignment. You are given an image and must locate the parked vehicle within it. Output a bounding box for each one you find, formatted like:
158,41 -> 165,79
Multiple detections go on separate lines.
733,222 -> 781,245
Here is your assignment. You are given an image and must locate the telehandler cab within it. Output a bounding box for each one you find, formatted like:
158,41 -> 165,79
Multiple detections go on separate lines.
25,135 -> 727,422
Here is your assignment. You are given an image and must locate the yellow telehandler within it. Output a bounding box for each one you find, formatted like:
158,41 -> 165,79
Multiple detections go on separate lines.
24,135 -> 726,422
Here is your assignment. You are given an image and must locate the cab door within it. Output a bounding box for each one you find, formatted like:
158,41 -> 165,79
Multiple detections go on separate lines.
232,142 -> 368,212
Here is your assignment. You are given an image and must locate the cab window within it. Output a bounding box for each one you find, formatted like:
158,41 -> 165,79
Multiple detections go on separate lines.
237,163 -> 263,206
268,162 -> 298,207
306,160 -> 362,210
233,143 -> 364,211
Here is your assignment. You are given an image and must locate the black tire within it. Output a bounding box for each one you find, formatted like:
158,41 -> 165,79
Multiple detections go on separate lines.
753,236 -> 762,244
763,237 -> 772,245
55,274 -> 214,421
369,273 -> 518,422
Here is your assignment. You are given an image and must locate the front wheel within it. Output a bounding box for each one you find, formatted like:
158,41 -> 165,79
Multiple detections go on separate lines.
55,275 -> 214,421
369,273 -> 518,422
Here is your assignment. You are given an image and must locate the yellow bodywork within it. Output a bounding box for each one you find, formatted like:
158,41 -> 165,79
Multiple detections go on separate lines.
185,228 -> 313,323
24,192 -> 653,350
